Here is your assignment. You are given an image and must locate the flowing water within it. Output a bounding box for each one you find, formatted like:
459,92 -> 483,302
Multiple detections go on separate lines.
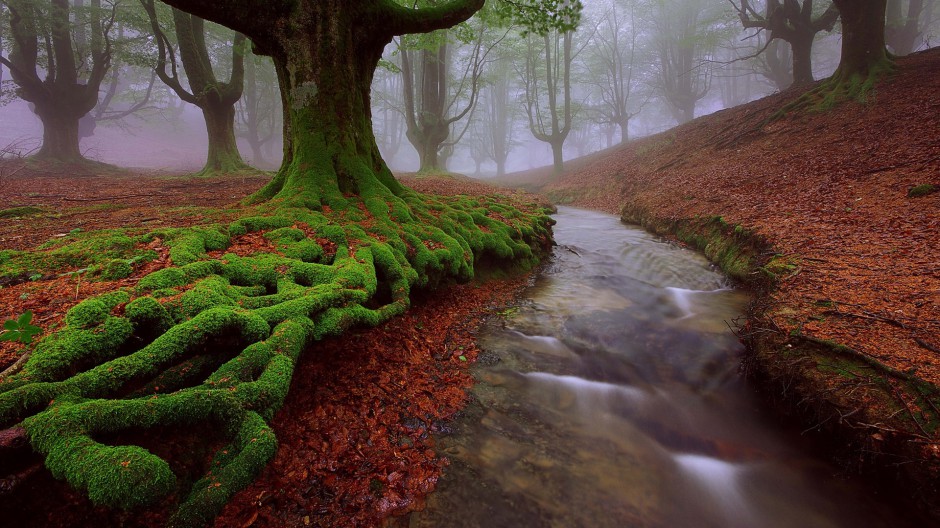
402,207 -> 921,528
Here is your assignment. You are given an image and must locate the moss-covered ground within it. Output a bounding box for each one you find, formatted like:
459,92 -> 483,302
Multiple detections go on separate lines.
0,184 -> 552,527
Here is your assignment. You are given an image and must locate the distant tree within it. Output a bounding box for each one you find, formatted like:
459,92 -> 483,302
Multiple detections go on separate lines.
372,58 -> 407,167
481,52 -> 515,176
142,0 -> 249,176
649,0 -> 719,124
399,16 -> 505,173
0,0 -> 117,162
236,52 -> 280,169
730,0 -> 840,86
886,0 -> 934,55
584,0 -> 646,143
520,28 -> 575,174
754,37 -> 794,89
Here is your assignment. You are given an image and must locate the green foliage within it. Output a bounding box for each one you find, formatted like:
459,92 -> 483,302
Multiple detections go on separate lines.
490,0 -> 583,35
907,184 -> 937,198
0,311 -> 42,345
0,229 -> 157,283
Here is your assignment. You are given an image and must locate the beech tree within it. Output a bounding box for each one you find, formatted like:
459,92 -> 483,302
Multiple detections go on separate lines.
830,0 -> 890,86
399,17 -> 506,173
520,28 -> 576,174
886,0 -> 934,55
649,0 -> 719,124
0,0 -> 117,162
730,0 -> 840,86
142,0 -> 249,176
584,0 -> 646,144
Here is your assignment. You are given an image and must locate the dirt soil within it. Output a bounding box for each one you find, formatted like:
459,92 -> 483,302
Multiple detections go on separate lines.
0,171 -> 538,527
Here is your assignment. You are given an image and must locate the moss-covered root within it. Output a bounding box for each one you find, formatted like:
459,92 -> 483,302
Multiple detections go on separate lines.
0,190 -> 553,526
772,57 -> 896,119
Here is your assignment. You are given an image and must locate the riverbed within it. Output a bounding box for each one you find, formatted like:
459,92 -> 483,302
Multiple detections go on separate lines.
403,207 -> 920,528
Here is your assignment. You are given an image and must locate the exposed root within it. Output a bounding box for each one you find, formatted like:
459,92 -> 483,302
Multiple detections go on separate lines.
0,177 -> 553,526
769,58 -> 896,122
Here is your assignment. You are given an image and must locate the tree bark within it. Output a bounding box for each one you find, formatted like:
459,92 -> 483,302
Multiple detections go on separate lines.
35,111 -> 83,161
202,101 -> 245,173
790,32 -> 815,86
831,0 -> 890,78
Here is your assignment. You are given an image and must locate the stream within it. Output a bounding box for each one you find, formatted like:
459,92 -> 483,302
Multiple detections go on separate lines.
403,207 -> 920,528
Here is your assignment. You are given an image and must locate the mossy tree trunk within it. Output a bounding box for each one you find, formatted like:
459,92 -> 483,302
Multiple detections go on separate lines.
831,0 -> 891,79
143,1 -> 249,176
774,0 -> 892,115
1,0 -> 112,163
169,0 -> 488,204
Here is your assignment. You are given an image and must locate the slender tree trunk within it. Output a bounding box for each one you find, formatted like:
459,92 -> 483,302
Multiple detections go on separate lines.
550,140 -> 564,175
495,158 -> 506,177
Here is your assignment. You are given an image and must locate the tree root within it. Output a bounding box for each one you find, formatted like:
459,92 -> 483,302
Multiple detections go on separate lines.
0,185 -> 553,526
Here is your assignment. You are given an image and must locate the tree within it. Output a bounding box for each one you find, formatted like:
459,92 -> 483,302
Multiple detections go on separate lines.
584,0 -> 646,143
730,0 -> 840,86
886,0 -> 933,55
142,0 -> 249,176
399,18 -> 505,173
650,0 -> 718,124
520,28 -> 575,174
0,0 -> 116,162
372,58 -> 408,167
481,52 -> 516,176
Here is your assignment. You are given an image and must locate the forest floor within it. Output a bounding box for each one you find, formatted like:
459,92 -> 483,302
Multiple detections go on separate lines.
503,47 -> 940,513
0,169 -> 542,527
2,47 -> 938,526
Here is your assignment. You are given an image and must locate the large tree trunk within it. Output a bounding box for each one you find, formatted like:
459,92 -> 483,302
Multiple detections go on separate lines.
251,5 -> 403,206
832,0 -> 890,78
35,111 -> 84,161
201,101 -> 247,175
790,32 -> 815,86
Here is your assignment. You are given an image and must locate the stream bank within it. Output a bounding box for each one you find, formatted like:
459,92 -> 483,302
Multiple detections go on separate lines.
497,48 -> 940,521
400,207 -> 927,527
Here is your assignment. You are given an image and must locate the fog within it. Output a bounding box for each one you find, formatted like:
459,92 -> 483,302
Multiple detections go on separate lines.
0,0 -> 936,176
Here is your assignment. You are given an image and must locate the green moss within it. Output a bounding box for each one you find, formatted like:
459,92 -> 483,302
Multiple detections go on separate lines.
0,179 -> 552,526
907,184 -> 937,198
100,259 -> 134,280
0,206 -> 44,219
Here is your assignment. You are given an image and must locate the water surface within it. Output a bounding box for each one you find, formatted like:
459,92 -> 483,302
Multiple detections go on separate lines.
404,207 -> 917,528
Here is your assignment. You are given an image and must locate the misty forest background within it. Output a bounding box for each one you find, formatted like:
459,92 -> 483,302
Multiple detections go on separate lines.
1,0 -> 937,176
